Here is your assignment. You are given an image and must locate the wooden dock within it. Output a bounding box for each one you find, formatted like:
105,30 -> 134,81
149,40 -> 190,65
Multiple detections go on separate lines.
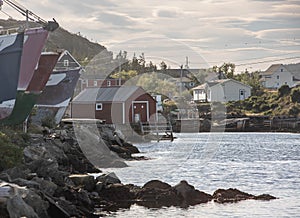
140,122 -> 174,142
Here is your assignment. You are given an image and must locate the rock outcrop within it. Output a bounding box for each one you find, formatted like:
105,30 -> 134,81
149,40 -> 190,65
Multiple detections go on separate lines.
0,125 -> 277,217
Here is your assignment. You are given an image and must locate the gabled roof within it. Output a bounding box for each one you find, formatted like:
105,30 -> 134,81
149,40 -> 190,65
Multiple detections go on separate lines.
261,64 -> 282,76
193,79 -> 251,90
285,63 -> 300,80
260,64 -> 294,76
73,86 -> 142,103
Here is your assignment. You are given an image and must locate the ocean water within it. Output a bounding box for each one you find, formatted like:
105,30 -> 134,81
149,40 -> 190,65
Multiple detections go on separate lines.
103,132 -> 300,217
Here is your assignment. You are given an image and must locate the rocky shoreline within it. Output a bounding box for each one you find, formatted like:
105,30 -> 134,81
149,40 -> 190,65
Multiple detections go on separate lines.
0,125 -> 276,217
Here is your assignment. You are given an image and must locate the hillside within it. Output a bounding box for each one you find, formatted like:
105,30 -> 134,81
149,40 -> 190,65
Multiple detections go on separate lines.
0,19 -> 108,63
226,86 -> 300,117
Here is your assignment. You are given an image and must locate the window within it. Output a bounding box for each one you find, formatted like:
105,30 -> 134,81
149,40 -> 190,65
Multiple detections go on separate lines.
96,103 -> 103,111
63,60 -> 69,67
94,81 -> 97,87
240,90 -> 244,96
277,75 -> 280,80
107,80 -> 111,87
281,69 -> 283,72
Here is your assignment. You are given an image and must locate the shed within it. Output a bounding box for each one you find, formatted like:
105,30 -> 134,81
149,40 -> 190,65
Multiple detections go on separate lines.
71,86 -> 157,124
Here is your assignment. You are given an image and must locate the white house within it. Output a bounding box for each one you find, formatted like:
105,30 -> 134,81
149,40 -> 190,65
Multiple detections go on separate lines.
260,64 -> 294,89
192,79 -> 251,103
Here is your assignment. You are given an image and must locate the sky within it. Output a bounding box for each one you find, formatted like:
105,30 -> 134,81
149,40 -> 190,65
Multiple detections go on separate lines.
1,0 -> 300,72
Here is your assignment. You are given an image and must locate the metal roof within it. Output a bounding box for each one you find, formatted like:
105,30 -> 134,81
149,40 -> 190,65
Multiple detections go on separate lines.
73,86 -> 141,103
192,79 -> 252,90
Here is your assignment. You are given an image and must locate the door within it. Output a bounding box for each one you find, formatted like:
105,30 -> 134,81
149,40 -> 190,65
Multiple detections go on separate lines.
239,89 -> 245,100
132,102 -> 148,123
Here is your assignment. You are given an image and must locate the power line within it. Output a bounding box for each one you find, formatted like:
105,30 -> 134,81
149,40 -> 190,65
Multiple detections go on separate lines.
235,56 -> 300,67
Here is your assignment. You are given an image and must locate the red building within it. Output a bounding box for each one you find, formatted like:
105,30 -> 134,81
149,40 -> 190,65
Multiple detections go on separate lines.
71,86 -> 157,124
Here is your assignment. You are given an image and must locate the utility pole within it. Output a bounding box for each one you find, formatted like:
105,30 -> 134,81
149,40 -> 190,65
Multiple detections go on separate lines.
180,64 -> 183,97
185,56 -> 189,69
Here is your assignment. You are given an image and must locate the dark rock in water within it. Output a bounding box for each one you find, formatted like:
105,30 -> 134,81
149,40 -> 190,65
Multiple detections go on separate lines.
136,184 -> 181,208
212,188 -> 276,203
213,188 -> 254,203
174,180 -> 213,206
99,183 -> 136,211
122,142 -> 140,154
254,194 -> 277,200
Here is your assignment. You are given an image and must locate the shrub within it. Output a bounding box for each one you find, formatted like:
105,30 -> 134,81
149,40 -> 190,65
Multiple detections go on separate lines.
288,104 -> 300,117
291,87 -> 300,103
0,132 -> 23,171
278,85 -> 291,97
41,116 -> 56,128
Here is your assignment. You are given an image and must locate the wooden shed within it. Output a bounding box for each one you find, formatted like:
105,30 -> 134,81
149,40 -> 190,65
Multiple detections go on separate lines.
71,86 -> 157,124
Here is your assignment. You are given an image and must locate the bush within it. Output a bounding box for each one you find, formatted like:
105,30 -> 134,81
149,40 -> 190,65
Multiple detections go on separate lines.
0,132 -> 23,171
278,85 -> 291,97
291,87 -> 300,103
41,116 -> 56,128
288,104 -> 300,116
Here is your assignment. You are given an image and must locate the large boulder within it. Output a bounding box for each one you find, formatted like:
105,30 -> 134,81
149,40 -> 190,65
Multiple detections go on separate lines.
136,184 -> 181,208
7,195 -> 38,218
99,183 -> 136,211
23,189 -> 50,218
31,177 -> 58,196
142,180 -> 172,190
174,180 -> 212,206
68,174 -> 96,192
96,172 -> 121,185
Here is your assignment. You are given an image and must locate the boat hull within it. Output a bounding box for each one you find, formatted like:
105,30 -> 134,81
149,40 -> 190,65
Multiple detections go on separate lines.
0,91 -> 39,125
0,52 -> 60,125
27,52 -> 60,92
32,68 -> 81,124
0,32 -> 24,119
18,27 -> 49,90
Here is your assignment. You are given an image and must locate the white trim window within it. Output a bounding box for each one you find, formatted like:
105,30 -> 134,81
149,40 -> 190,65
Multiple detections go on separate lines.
63,59 -> 69,67
96,103 -> 103,111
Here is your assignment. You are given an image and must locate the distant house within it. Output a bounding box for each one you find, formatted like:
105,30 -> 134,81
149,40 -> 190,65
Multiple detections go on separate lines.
192,79 -> 251,103
260,64 -> 293,89
168,77 -> 195,90
77,74 -> 124,92
71,86 -> 157,124
54,50 -> 81,71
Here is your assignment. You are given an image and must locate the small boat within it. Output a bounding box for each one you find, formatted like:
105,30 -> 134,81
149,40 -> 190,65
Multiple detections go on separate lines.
0,31 -> 24,120
0,52 -> 60,125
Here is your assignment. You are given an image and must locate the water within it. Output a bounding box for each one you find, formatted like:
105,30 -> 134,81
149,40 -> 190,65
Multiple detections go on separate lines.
104,132 -> 300,217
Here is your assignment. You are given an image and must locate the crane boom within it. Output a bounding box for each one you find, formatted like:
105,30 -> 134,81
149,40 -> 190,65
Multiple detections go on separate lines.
2,0 -> 58,31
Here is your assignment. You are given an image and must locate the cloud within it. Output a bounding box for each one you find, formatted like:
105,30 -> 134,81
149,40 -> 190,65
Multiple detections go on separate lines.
5,0 -> 298,71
